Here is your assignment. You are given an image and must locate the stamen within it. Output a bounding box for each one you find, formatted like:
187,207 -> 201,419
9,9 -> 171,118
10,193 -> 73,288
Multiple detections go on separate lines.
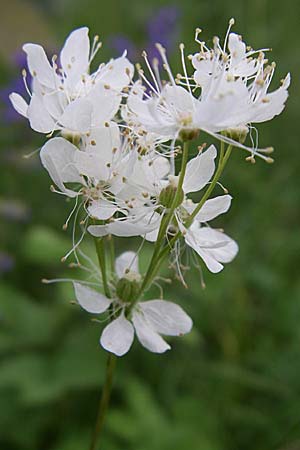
223,18 -> 235,52
155,43 -> 176,85
142,50 -> 160,93
62,195 -> 80,230
22,69 -> 32,98
179,43 -> 192,96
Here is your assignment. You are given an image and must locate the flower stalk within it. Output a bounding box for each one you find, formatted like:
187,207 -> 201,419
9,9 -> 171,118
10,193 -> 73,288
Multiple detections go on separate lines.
89,353 -> 117,450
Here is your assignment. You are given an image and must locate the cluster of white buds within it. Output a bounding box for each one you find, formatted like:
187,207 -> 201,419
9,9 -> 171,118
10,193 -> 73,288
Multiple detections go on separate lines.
10,21 -> 289,355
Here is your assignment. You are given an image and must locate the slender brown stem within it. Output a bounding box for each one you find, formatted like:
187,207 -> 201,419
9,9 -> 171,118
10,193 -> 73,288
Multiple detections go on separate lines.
89,353 -> 117,450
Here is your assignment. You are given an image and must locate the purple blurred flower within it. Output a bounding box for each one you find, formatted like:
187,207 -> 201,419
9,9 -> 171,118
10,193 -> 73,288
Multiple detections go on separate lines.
0,252 -> 15,275
0,51 -> 31,123
146,6 -> 181,60
109,35 -> 138,60
0,198 -> 31,223
109,5 -> 181,63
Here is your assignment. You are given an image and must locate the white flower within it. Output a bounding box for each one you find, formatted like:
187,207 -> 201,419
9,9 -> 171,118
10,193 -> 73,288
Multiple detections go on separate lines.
145,145 -> 238,272
10,27 -> 134,135
73,251 -> 192,356
191,27 -> 291,133
40,123 -> 133,220
40,120 -> 173,237
125,21 -> 290,161
126,80 -> 198,140
88,147 -> 171,237
182,222 -> 238,273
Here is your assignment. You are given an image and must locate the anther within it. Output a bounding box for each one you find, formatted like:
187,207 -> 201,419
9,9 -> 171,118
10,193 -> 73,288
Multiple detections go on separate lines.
245,156 -> 256,164
266,157 -> 274,164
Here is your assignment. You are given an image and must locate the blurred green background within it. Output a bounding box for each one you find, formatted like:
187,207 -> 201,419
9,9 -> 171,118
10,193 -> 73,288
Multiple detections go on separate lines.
0,0 -> 299,449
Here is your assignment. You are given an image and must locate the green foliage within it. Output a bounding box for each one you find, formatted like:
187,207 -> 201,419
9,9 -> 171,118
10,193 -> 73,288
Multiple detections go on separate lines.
1,0 -> 300,449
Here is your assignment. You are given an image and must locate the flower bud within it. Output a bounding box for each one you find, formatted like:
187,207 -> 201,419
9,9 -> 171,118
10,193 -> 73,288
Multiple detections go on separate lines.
179,128 -> 199,142
116,272 -> 141,303
222,125 -> 249,144
61,130 -> 81,147
159,176 -> 184,209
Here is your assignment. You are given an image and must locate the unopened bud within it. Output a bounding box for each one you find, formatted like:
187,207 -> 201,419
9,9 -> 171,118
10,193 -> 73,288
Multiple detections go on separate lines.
222,125 -> 249,144
159,179 -> 184,209
116,273 -> 141,303
179,128 -> 200,142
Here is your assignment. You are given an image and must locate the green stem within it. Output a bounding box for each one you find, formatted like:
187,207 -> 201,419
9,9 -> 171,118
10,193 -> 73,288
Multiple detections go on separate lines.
107,235 -> 115,276
94,237 -> 111,298
89,353 -> 117,450
186,145 -> 232,226
137,141 -> 190,299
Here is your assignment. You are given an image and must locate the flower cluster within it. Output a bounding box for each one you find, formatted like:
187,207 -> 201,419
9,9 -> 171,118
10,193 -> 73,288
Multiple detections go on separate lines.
10,22 -> 289,355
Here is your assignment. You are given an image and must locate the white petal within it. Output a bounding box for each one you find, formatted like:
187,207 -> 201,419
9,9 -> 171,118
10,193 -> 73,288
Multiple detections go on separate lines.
74,150 -> 104,179
23,43 -> 56,88
73,283 -> 111,313
198,227 -> 239,263
88,212 -> 160,238
252,73 -> 290,123
9,93 -> 28,117
183,145 -> 217,193
87,224 -> 109,237
43,91 -> 67,120
27,93 -> 57,133
140,300 -> 192,336
98,56 -> 134,90
184,225 -> 238,273
228,33 -> 246,64
144,226 -> 160,242
40,137 -> 82,196
194,195 -> 232,222
59,98 -> 92,133
85,122 -> 121,159
115,251 -> 139,279
89,85 -> 121,126
106,220 -> 156,237
88,199 -> 118,220
164,84 -> 195,112
100,315 -> 134,356
132,310 -> 170,353
185,227 -> 224,273
60,27 -> 90,87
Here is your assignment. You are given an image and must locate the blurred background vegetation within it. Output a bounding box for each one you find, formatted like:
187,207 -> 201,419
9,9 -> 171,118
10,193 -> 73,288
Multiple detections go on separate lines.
0,0 -> 299,449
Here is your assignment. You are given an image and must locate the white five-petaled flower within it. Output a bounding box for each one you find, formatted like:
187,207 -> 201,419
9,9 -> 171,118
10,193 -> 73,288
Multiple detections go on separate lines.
73,251 -> 193,356
125,22 -> 290,161
9,27 -> 134,135
40,123 -> 136,221
88,146 -> 171,238
145,145 -> 239,273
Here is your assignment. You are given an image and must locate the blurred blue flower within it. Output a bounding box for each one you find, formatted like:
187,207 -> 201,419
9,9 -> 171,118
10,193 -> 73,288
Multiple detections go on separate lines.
0,252 -> 15,274
109,5 -> 181,62
0,52 -> 31,123
0,198 -> 31,223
